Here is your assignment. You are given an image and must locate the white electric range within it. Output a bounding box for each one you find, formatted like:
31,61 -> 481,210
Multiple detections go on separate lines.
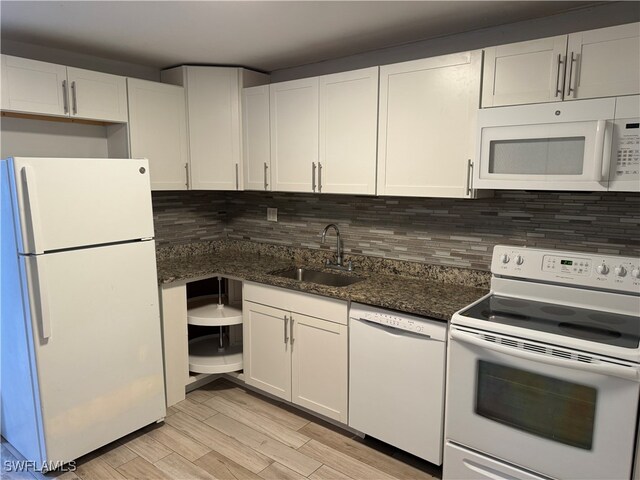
444,245 -> 640,480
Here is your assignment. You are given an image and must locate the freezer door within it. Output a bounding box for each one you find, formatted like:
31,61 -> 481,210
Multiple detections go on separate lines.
23,240 -> 165,463
7,157 -> 154,254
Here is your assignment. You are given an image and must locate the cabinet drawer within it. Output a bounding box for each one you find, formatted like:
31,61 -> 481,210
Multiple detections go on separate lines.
243,282 -> 348,325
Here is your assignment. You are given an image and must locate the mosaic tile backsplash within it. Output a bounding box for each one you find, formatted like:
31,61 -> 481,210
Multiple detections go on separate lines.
152,190 -> 640,271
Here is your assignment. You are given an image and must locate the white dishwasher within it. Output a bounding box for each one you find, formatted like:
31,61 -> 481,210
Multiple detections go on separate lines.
349,303 -> 447,465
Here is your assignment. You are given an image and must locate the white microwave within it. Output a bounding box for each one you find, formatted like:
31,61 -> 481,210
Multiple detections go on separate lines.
474,95 -> 639,191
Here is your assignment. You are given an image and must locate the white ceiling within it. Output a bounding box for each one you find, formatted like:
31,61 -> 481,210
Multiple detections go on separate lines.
1,1 -> 600,72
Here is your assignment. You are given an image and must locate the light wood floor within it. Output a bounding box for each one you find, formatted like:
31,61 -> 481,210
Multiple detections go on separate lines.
3,379 -> 442,480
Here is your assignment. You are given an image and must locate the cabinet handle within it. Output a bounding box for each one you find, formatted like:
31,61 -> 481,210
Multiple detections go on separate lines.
466,159 -> 473,196
290,316 -> 294,345
185,163 -> 189,188
554,54 -> 564,97
566,52 -> 577,98
62,80 -> 69,114
71,81 -> 77,114
312,162 -> 317,192
264,162 -> 269,190
318,162 -> 322,193
284,315 -> 289,344
235,163 -> 239,190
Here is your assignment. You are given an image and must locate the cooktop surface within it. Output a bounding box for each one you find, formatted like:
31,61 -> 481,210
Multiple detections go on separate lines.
461,295 -> 640,349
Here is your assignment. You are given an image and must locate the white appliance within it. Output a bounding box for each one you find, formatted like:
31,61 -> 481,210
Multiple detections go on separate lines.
474,95 -> 639,191
1,157 -> 166,471
349,303 -> 447,464
444,245 -> 640,480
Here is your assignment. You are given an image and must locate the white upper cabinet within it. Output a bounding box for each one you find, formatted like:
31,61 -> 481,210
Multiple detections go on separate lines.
162,66 -> 269,191
1,55 -> 68,117
482,22 -> 639,107
1,55 -> 128,122
482,36 -> 568,107
319,67 -> 379,195
270,77 -> 320,192
378,51 -> 482,198
127,78 -> 189,191
242,85 -> 271,191
66,67 -> 128,122
564,22 -> 640,101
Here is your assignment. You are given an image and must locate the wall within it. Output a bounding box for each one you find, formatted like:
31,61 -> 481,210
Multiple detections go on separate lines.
271,2 -> 640,81
153,190 -> 640,271
0,39 -> 161,81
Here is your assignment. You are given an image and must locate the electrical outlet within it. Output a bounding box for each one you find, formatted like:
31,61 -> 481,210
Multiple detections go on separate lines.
267,208 -> 278,222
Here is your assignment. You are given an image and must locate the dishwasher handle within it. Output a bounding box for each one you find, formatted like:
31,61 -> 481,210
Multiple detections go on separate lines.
353,317 -> 435,340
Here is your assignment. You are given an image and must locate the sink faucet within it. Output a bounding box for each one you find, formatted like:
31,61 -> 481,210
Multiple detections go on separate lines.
320,224 -> 352,271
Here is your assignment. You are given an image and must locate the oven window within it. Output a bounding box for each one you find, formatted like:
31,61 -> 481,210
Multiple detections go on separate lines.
476,361 -> 596,450
489,137 -> 585,174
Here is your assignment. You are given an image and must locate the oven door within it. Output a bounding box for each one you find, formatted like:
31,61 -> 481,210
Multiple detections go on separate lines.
446,326 -> 640,480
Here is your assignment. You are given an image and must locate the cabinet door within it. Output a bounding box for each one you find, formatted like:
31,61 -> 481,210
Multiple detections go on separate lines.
242,85 -> 271,191
243,301 -> 291,401
291,313 -> 348,423
127,79 -> 189,190
565,22 -> 640,100
319,67 -> 378,195
186,67 -> 242,190
270,78 -> 319,192
482,36 -> 568,107
378,51 -> 481,198
66,67 -> 128,122
1,55 -> 68,117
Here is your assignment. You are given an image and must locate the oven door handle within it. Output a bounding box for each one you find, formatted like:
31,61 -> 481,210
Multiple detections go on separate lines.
450,329 -> 640,382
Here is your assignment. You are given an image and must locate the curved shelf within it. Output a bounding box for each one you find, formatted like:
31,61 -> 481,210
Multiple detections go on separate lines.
188,334 -> 243,374
187,295 -> 243,327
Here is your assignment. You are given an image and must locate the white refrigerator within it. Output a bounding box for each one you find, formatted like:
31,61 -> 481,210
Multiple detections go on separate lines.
1,157 -> 166,470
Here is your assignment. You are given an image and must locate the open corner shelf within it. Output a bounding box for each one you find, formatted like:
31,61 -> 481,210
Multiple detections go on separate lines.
187,294 -> 243,327
188,334 -> 243,374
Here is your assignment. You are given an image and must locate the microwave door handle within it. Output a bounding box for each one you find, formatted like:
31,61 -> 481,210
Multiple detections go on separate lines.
450,329 -> 639,382
593,120 -> 613,181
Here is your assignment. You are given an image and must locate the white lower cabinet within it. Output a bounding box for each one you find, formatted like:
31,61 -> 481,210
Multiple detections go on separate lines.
243,283 -> 348,423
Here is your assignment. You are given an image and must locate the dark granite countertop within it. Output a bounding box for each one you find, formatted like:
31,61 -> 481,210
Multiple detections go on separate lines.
156,241 -> 490,321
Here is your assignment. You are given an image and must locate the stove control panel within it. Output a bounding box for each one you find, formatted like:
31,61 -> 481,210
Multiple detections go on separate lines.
492,245 -> 640,294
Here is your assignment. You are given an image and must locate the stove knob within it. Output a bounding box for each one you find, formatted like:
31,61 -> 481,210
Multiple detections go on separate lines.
596,263 -> 609,275
632,268 -> 640,279
500,254 -> 510,264
515,255 -> 524,266
614,265 -> 627,277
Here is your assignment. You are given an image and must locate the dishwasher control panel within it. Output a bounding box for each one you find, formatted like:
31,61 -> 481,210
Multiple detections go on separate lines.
349,303 -> 447,341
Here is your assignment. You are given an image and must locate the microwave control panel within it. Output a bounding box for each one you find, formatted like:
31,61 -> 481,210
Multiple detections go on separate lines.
613,120 -> 639,178
609,95 -> 639,191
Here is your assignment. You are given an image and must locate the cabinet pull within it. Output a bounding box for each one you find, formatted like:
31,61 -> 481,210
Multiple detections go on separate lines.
264,162 -> 269,190
318,162 -> 323,193
566,52 -> 577,98
290,316 -> 294,345
312,162 -> 317,192
185,163 -> 189,188
62,80 -> 69,114
235,163 -> 239,190
284,315 -> 289,344
554,54 -> 564,97
71,81 -> 77,114
466,159 -> 473,196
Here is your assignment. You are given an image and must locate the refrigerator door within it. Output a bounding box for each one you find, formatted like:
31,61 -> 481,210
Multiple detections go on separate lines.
7,157 -> 154,254
22,240 -> 165,463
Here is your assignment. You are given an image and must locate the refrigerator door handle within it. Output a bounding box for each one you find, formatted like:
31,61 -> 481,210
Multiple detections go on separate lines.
21,166 -> 45,254
27,257 -> 52,340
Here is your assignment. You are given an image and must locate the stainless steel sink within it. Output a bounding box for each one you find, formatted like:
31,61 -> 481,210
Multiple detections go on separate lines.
270,267 -> 363,287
